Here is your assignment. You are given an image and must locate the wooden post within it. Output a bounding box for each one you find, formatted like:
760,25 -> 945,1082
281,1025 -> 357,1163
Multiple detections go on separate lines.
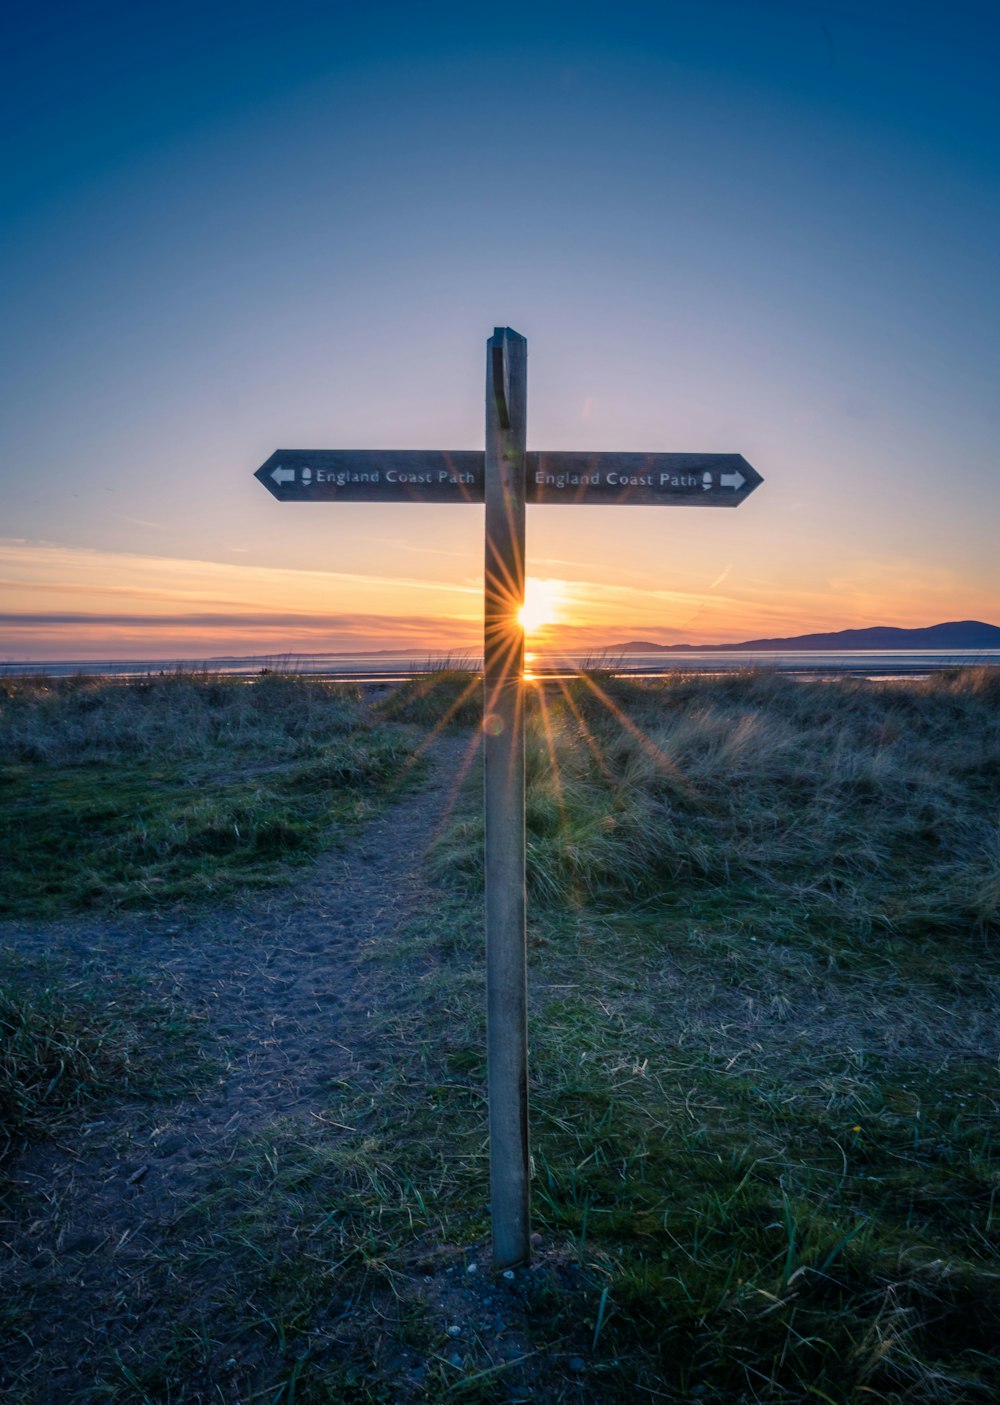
483,326 -> 530,1268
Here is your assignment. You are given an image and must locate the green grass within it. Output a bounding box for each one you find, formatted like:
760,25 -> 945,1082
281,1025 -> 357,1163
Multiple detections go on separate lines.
138,905 -> 996,1401
2,667 -> 998,1403
520,937 -> 998,1400
0,671 -> 417,915
1,951 -> 211,1167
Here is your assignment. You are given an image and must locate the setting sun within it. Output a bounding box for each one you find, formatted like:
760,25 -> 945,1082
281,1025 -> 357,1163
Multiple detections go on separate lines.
517,578 -> 563,634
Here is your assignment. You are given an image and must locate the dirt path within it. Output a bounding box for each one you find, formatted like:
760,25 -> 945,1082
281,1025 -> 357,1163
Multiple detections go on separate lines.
0,729 -> 481,1392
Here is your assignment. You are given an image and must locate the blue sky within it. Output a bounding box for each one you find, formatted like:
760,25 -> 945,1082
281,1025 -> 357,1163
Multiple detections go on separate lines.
2,1 -> 998,657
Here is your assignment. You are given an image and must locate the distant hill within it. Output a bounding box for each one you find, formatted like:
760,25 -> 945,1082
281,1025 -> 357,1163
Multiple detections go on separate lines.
614,621 -> 1000,652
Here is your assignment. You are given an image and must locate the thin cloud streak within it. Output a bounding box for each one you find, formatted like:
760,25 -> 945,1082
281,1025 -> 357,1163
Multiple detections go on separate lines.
0,538 -> 486,657
0,613 -> 481,661
0,612 -> 464,629
0,539 -> 480,600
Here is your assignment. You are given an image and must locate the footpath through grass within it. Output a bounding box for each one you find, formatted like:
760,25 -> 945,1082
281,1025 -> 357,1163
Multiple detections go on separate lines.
0,671 -> 416,915
2,667 -> 997,1403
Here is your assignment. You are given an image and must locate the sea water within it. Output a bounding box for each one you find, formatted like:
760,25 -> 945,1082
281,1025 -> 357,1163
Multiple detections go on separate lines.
4,650 -> 999,681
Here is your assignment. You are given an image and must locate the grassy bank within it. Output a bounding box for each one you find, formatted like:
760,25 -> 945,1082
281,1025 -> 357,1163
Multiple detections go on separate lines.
2,668 -> 997,1402
432,666 -> 1000,938
0,671 -> 417,915
376,667 -> 484,730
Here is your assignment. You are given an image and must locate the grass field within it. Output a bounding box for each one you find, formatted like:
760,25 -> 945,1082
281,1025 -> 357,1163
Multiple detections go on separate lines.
0,671 -> 416,914
1,667 -> 997,1403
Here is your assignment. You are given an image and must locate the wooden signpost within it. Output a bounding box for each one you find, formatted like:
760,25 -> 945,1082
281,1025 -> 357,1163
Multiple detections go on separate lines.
254,450 -> 762,507
255,327 -> 763,1269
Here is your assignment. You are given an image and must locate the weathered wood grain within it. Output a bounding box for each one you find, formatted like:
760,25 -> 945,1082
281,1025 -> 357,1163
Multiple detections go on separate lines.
483,327 -> 530,1270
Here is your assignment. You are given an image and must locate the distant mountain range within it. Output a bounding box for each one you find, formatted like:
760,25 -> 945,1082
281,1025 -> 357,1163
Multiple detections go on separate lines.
614,620 -> 1000,652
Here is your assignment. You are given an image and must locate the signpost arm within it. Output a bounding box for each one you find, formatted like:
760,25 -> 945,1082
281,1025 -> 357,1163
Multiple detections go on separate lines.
483,327 -> 530,1268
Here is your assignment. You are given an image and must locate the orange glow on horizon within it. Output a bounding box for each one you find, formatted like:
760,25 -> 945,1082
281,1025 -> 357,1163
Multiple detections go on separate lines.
1,540 -> 997,662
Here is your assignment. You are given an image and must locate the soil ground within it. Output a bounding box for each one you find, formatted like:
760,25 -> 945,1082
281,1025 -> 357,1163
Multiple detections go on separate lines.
1,730 -> 553,1402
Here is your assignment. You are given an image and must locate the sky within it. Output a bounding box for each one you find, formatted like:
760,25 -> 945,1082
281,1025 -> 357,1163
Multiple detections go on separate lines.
2,0 -> 998,660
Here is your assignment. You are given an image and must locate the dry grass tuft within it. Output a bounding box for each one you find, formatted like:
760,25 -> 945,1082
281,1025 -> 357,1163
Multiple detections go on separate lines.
429,668 -> 1000,942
